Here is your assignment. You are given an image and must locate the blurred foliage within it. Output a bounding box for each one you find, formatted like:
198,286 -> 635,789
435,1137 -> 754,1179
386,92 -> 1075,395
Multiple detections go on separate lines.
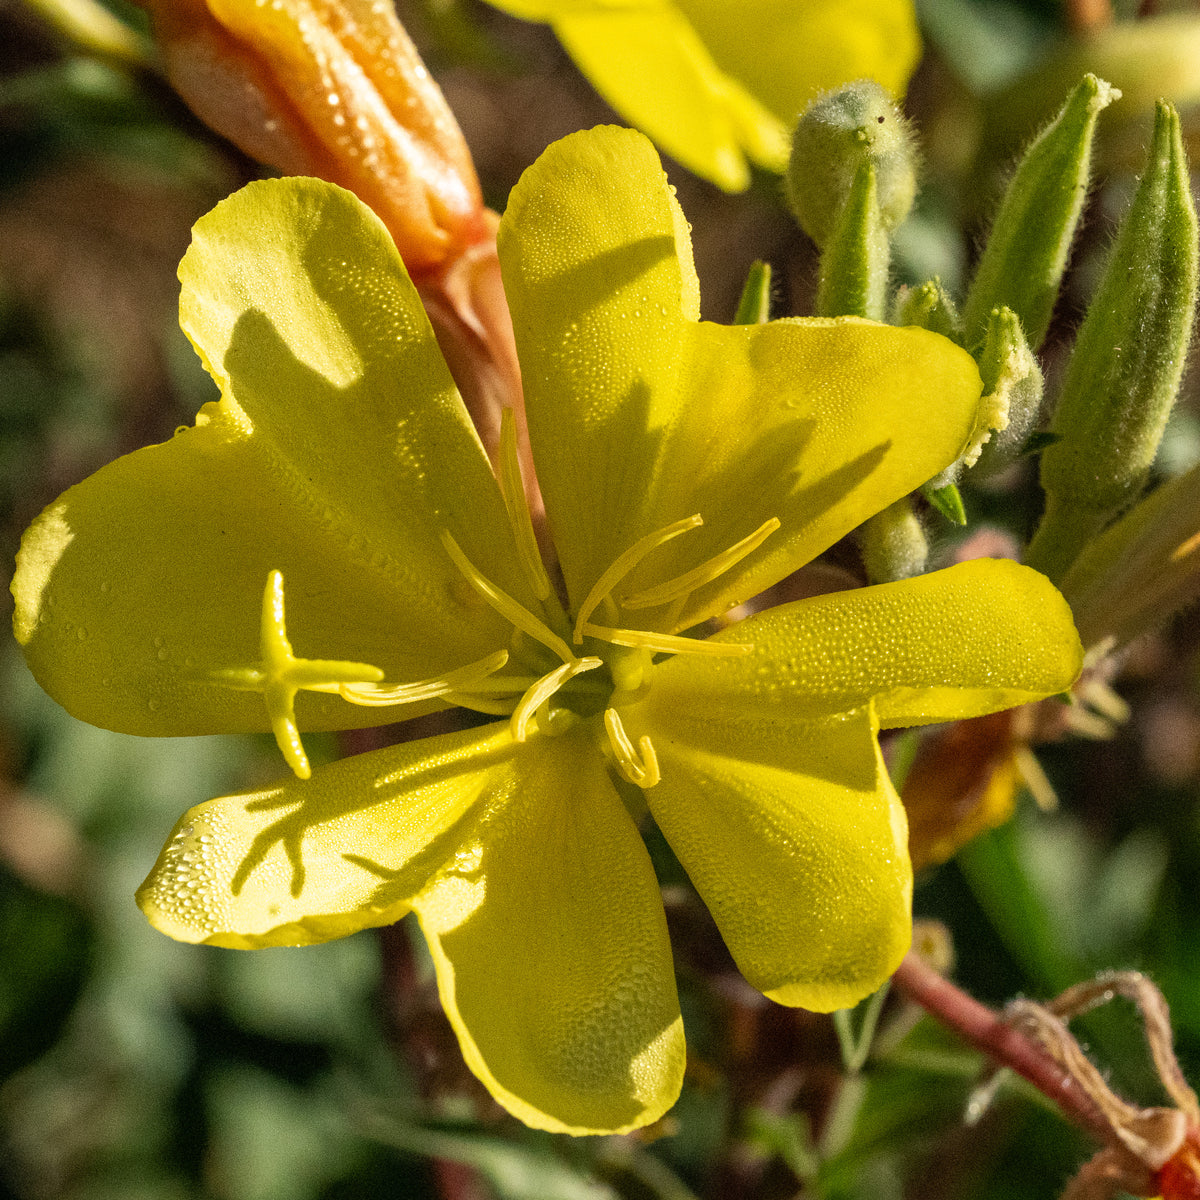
1,0 -> 1200,1198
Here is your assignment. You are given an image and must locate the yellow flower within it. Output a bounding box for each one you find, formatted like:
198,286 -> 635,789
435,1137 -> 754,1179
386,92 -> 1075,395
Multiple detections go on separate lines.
11,126 -> 1080,1135
481,0 -> 922,190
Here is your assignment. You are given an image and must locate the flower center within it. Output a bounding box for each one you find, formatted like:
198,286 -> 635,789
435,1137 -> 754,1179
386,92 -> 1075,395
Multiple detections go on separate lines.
210,409 -> 779,790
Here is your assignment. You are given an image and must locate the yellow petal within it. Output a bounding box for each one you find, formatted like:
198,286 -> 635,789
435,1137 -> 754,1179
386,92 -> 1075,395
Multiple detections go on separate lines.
649,559 -> 1083,730
137,722 -> 517,948
552,6 -> 786,190
633,704 -> 911,1011
13,178 -> 524,736
412,726 -> 685,1135
499,127 -> 983,627
485,0 -> 919,191
677,0 -> 922,122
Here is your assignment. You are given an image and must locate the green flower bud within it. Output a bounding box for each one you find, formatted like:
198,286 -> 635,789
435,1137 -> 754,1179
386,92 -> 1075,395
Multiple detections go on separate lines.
786,80 -> 918,250
892,278 -> 963,343
962,74 -> 1120,353
969,306 -> 1045,479
816,160 -> 889,320
860,498 -> 928,584
921,306 -> 1026,504
1029,101 -> 1198,582
733,259 -> 772,325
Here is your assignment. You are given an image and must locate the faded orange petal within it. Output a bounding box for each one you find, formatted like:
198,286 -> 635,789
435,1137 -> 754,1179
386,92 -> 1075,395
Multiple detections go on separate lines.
139,0 -> 485,274
901,709 -> 1025,869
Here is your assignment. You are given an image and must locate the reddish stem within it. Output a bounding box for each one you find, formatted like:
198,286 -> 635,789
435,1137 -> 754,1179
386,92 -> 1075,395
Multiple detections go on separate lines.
891,951 -> 1112,1144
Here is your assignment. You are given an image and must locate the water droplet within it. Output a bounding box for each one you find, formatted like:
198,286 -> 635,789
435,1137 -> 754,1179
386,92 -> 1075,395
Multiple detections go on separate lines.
100,581 -> 111,594
157,648 -> 169,661
148,699 -> 160,712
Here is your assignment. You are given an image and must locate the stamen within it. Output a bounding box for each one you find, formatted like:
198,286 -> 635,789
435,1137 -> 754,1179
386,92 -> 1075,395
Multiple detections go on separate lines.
1014,746 -> 1059,811
622,517 -> 781,611
443,693 -> 519,716
581,622 -> 754,657
440,530 -> 574,665
212,570 -> 384,780
340,650 -> 508,706
510,657 -> 602,742
498,407 -> 551,602
573,515 -> 703,644
604,708 -> 661,788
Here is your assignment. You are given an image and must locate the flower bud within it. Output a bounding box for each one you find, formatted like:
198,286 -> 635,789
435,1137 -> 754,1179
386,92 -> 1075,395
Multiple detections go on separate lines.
892,278 -> 962,343
1029,101 -> 1198,582
969,306 -> 1044,478
962,74 -> 1119,352
859,497 -> 928,583
785,79 -> 918,250
815,160 -> 889,320
137,0 -> 486,275
733,259 -> 772,325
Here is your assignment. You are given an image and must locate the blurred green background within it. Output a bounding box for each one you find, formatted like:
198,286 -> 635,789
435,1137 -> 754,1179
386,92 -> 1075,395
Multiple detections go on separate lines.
1,1 -> 1199,1197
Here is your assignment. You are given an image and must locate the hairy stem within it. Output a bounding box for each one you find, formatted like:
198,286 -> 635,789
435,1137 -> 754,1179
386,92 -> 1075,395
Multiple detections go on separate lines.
890,951 -> 1112,1143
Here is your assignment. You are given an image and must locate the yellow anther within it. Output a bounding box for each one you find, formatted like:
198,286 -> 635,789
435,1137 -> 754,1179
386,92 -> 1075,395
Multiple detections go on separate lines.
622,517 -> 781,612
581,622 -> 754,657
498,407 -> 551,602
573,515 -> 703,644
440,530 -> 574,665
212,570 -> 384,779
340,650 -> 509,706
604,708 -> 661,789
510,656 -> 602,743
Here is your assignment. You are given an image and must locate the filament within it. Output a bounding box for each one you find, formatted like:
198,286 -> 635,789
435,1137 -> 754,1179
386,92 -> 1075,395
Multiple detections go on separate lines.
440,530 -> 574,665
581,622 -> 753,657
573,515 -> 703,644
498,407 -> 551,601
622,517 -> 780,610
604,708 -> 660,788
340,650 -> 509,706
510,657 -> 602,742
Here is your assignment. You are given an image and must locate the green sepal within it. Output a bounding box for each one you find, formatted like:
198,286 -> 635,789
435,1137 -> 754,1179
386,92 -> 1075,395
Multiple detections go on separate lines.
786,79 -> 917,250
923,482 -> 967,526
962,74 -> 1119,353
1030,101 -> 1198,581
733,259 -> 772,324
816,161 -> 889,321
892,278 -> 963,343
969,305 -> 1044,479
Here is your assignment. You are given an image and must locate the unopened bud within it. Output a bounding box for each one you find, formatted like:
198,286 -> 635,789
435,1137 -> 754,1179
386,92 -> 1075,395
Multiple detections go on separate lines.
969,307 -> 1044,478
1029,101 -> 1198,581
893,278 -> 962,343
859,498 -> 928,583
785,80 -> 918,250
733,260 -> 772,325
137,0 -> 486,275
962,74 -> 1119,352
816,161 -> 889,320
